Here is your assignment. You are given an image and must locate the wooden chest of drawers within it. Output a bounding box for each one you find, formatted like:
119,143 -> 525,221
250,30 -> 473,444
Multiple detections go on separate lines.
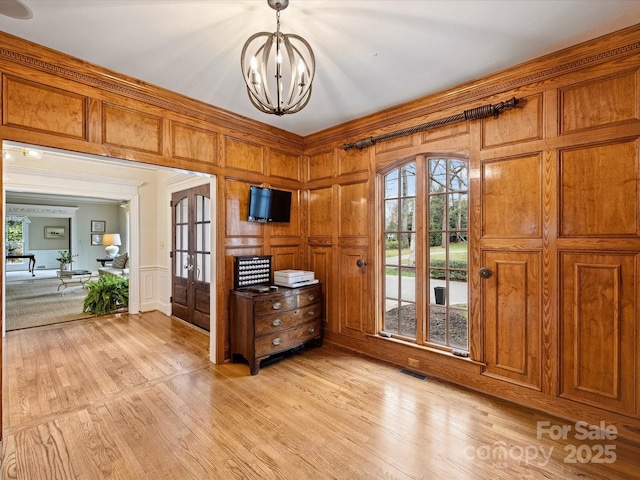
230,284 -> 323,375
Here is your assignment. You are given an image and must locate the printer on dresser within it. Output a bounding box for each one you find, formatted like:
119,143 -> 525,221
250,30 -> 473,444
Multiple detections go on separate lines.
230,283 -> 323,375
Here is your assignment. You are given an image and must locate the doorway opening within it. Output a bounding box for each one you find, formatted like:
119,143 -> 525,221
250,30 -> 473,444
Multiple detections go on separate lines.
1,141 -> 216,358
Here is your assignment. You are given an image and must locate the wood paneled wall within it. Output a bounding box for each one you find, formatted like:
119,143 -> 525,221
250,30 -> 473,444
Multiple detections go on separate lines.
2,24 -> 640,442
0,32 -> 306,373
304,24 -> 640,442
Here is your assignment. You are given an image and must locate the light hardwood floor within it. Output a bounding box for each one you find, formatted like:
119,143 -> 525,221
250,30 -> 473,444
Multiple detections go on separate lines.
1,312 -> 639,479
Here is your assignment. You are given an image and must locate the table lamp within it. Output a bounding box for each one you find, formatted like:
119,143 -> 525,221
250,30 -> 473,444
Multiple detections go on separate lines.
102,233 -> 121,258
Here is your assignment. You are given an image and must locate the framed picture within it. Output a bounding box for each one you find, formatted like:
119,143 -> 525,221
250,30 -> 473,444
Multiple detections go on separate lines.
91,234 -> 104,246
91,220 -> 106,233
44,226 -> 66,239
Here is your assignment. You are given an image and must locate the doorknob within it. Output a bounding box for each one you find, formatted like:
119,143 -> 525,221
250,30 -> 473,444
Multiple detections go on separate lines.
356,259 -> 367,268
479,268 -> 493,279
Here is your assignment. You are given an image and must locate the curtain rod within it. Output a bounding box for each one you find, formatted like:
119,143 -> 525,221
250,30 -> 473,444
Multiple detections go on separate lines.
342,97 -> 520,151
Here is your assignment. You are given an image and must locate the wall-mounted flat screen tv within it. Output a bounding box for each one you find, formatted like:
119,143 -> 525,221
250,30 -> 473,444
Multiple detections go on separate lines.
248,186 -> 292,223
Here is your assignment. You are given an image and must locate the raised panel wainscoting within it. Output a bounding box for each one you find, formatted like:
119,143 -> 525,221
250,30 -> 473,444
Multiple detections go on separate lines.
3,16 -> 640,450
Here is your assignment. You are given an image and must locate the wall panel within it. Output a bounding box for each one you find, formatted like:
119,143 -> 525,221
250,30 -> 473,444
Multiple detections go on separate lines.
269,149 -> 300,181
308,187 -> 333,238
309,247 -> 332,328
559,252 -> 637,415
338,246 -> 369,338
172,122 -> 218,164
559,70 -> 639,134
102,103 -> 163,154
307,150 -> 334,181
338,146 -> 369,176
3,75 -> 87,140
270,246 -> 299,272
559,139 -> 638,237
482,250 -> 541,390
338,181 -> 369,238
420,120 -> 469,144
481,154 -> 542,238
225,137 -> 263,173
482,94 -> 543,148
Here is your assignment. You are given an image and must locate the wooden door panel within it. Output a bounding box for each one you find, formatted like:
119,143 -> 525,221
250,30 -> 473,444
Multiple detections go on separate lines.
172,185 -> 211,331
560,252 -> 637,415
482,250 -> 541,389
172,191 -> 190,320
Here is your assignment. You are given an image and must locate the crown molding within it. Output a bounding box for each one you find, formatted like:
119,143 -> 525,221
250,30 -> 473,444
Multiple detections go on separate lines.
6,203 -> 78,218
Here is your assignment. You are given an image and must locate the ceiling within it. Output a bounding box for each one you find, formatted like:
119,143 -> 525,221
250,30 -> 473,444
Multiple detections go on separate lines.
1,1 -> 640,137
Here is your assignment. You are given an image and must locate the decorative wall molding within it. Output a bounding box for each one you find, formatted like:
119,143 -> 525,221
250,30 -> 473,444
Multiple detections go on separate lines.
307,36 -> 640,147
6,203 -> 78,218
0,44 -> 303,150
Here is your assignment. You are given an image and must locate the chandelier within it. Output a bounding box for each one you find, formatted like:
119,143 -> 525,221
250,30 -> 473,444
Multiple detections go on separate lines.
240,0 -> 315,116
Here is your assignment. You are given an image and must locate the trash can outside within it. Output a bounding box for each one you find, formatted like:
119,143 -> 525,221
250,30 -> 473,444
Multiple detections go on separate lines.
434,286 -> 446,305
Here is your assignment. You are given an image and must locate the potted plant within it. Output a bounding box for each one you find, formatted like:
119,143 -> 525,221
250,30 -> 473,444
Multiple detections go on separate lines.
83,275 -> 129,316
56,250 -> 78,271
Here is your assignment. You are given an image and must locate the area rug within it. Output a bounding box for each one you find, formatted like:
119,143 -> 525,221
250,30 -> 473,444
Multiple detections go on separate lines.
5,277 -> 94,331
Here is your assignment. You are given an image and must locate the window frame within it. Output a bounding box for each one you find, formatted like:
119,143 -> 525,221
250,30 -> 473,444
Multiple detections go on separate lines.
378,154 -> 469,352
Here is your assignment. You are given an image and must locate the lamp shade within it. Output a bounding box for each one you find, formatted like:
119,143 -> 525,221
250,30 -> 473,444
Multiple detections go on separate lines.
102,233 -> 122,258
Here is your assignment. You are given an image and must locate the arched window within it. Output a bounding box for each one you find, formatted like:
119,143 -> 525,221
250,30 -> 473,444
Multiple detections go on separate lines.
381,156 -> 468,351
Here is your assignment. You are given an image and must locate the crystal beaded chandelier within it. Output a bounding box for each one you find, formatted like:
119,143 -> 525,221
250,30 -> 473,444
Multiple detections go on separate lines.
240,0 -> 315,116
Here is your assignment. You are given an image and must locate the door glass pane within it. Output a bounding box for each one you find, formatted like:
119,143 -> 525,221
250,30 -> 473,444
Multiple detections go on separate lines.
202,196 -> 211,222
196,195 -> 211,222
176,251 -> 187,279
201,253 -> 211,282
197,224 -> 203,250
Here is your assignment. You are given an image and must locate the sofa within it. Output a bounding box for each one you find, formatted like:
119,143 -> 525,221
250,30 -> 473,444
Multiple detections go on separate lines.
98,252 -> 129,278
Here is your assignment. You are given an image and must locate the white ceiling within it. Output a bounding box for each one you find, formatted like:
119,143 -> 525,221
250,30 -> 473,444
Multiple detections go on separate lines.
1,0 -> 640,136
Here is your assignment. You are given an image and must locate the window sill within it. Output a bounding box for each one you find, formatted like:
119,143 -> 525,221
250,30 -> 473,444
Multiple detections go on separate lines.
367,332 -> 486,370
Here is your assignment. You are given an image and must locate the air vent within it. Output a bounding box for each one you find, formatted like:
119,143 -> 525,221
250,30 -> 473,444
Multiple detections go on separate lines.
399,369 -> 427,381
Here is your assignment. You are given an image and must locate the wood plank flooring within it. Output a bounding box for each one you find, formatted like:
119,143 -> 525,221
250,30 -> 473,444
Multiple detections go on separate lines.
1,312 -> 639,479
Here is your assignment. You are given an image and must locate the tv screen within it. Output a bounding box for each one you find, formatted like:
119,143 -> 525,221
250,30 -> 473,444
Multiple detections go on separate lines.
248,186 -> 271,222
248,186 -> 292,223
269,188 -> 292,223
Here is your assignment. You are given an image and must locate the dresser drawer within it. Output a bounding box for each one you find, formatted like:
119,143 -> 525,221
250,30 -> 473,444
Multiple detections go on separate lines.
255,303 -> 321,334
255,319 -> 322,357
254,295 -> 297,316
297,285 -> 321,308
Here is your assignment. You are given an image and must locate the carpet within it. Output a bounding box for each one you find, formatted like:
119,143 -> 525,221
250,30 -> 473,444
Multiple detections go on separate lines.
5,277 -> 94,331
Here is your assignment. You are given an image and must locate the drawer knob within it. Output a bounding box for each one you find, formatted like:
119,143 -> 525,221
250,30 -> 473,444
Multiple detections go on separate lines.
307,327 -> 315,334
272,302 -> 282,310
307,310 -> 315,316
272,319 -> 282,327
308,294 -> 315,301
272,338 -> 282,346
